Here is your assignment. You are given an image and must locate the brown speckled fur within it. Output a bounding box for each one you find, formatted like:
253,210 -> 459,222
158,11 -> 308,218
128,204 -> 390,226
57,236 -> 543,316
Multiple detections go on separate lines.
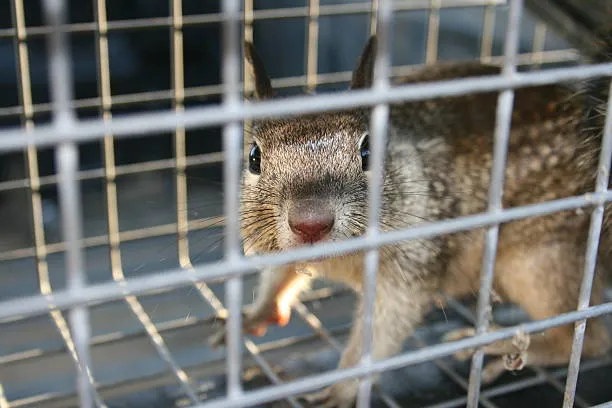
210,35 -> 612,407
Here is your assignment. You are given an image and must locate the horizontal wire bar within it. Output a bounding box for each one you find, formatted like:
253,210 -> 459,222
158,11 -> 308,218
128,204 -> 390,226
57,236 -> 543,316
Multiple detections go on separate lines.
0,49 -> 580,120
291,296 -> 403,407
0,215 -> 223,263
7,323 -> 609,408
0,0 -> 507,39
0,60 -> 609,153
6,324 -> 353,408
411,334 -> 498,408
193,301 -> 612,408
0,151 -> 223,193
0,286 -> 341,367
0,190 -> 610,322
8,322 -> 356,408
442,297 -> 592,407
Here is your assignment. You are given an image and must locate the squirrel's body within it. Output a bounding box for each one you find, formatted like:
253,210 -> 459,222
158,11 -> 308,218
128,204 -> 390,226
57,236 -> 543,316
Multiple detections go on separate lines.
210,34 -> 612,407
391,64 -> 610,302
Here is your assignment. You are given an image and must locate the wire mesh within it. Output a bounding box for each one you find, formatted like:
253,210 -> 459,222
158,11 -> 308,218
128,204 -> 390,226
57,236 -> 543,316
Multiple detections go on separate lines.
0,0 -> 611,408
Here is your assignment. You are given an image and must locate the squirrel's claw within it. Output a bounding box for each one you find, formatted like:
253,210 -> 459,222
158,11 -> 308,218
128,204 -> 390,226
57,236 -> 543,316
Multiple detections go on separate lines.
207,309 -> 274,349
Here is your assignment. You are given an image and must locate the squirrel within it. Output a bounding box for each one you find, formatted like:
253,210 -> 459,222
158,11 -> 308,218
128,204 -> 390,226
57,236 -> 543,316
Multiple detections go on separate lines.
208,21 -> 612,408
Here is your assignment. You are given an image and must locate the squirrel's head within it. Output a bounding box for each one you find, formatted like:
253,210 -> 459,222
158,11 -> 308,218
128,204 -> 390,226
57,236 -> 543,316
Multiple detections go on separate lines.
240,36 -> 380,255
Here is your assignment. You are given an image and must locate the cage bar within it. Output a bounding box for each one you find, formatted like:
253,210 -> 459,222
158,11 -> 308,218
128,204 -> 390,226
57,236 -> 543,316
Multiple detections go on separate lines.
562,81 -> 612,408
90,0 -> 200,403
369,0 -> 379,35
292,300 -> 403,408
56,142 -> 95,408
220,0 -> 244,399
305,0 -> 320,93
0,48 -> 581,122
357,0 -> 393,405
530,22 -> 547,69
9,1 -> 106,406
444,294 -> 592,407
2,60 -> 612,153
2,190 -> 612,323
0,0 -> 509,40
425,0 -> 441,64
0,213 -> 223,264
1,1 -> 612,407
171,0 -> 191,273
40,0 -> 104,407
191,301 -> 612,408
410,328 -> 499,408
466,0 -> 523,406
479,0 -> 496,61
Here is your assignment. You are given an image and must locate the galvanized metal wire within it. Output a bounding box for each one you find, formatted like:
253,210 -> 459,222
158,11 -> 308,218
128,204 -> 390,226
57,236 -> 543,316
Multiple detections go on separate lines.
0,0 -> 611,407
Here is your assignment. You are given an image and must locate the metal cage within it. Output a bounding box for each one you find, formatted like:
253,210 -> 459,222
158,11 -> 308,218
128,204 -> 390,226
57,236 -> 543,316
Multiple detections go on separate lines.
0,0 -> 611,407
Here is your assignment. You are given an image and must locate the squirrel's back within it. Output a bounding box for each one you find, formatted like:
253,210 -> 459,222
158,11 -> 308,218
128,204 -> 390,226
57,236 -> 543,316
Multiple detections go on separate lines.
382,24 -> 612,262
389,66 -> 596,212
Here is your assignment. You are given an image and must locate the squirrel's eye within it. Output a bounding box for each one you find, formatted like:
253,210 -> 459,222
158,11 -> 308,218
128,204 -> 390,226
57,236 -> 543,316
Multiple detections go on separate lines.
360,135 -> 370,171
249,143 -> 261,175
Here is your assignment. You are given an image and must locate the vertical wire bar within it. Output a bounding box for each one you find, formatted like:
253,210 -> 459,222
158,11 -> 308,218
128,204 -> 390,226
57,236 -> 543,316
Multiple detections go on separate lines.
11,2 -> 105,406
92,0 -> 198,403
243,0 -> 253,44
369,0 -> 379,36
11,0 -> 52,308
243,0 -> 254,163
292,300 -> 404,408
93,0 -> 122,290
466,1 -> 523,406
57,142 -> 94,408
171,0 -> 191,271
43,0 -> 76,126
222,0 -> 244,399
480,0 -> 496,62
182,6 -> 299,406
411,334 -> 500,408
197,284 -> 303,408
357,0 -> 393,406
442,296 -> 591,408
425,0 -> 441,65
305,0 -> 320,93
530,22 -> 547,70
0,384 -> 8,408
186,3 -> 299,404
41,1 -> 99,407
242,0 -> 254,189
562,80 -> 612,408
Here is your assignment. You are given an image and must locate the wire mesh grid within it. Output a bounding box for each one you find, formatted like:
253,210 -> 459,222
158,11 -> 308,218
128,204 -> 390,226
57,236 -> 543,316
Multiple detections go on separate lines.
0,0 -> 611,407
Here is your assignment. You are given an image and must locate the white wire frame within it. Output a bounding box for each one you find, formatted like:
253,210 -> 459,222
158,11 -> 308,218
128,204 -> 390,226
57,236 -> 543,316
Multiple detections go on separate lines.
0,0 -> 611,407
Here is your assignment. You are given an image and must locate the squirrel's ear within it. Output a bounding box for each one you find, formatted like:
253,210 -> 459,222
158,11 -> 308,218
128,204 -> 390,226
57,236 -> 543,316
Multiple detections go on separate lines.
350,35 -> 377,90
244,41 -> 274,100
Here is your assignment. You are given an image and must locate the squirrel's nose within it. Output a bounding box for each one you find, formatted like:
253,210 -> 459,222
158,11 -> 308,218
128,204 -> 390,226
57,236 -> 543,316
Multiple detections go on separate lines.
288,199 -> 334,243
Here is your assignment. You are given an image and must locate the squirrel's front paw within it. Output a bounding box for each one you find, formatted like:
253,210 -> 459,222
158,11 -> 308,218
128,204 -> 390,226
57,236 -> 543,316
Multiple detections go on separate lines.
208,303 -> 289,348
208,310 -> 267,348
299,380 -> 359,408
